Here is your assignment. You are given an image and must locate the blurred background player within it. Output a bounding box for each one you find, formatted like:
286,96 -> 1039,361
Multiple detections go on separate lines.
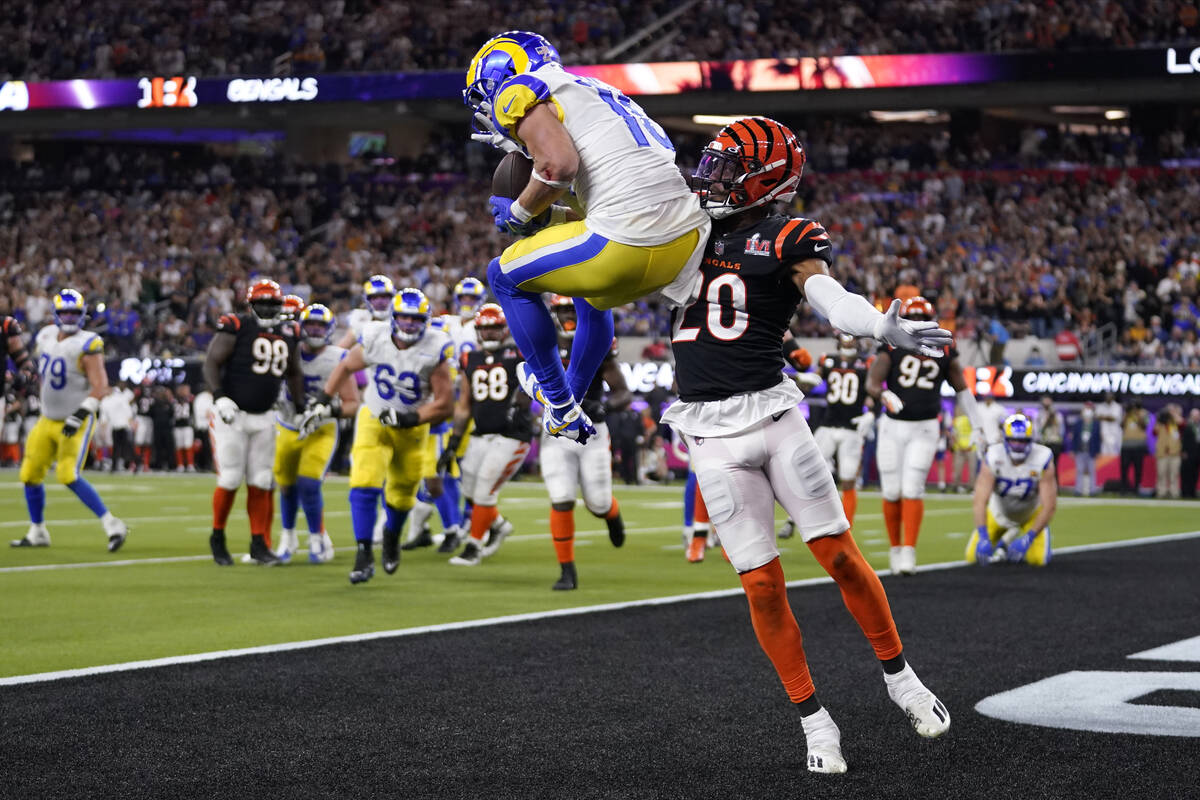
0,313 -> 32,427
967,414 -> 1057,566
133,382 -> 153,472
467,31 -> 709,443
665,118 -> 951,774
339,275 -> 395,348
1067,402 -> 1102,497
273,304 -> 358,564
2,394 -> 23,466
203,278 -> 305,567
539,294 -> 628,590
302,288 -> 454,584
681,469 -> 713,563
868,296 -> 985,576
441,303 -> 529,565
946,395 -> 977,493
172,384 -> 196,472
11,288 -> 128,552
813,333 -> 875,527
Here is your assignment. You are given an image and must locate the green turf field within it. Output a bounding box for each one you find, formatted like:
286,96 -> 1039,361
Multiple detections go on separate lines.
1,470 -> 1196,678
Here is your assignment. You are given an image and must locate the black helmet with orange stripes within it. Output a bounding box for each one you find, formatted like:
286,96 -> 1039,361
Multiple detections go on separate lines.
691,117 -> 806,219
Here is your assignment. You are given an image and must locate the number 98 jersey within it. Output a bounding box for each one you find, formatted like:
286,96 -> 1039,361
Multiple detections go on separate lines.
462,345 -> 532,442
883,345 -> 957,422
215,313 -> 299,414
358,321 -> 453,416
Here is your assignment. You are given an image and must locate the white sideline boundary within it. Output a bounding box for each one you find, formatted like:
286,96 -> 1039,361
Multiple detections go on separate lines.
2,529 -> 1199,688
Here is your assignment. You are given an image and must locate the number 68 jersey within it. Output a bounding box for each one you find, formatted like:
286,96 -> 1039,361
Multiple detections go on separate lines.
35,326 -> 104,421
462,345 -> 533,442
985,441 -> 1053,523
358,321 -> 453,416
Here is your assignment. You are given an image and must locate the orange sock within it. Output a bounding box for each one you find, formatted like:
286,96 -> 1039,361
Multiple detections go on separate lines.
882,498 -> 902,546
808,533 -> 903,661
175,449 -> 185,468
739,558 -> 815,703
212,486 -> 237,529
901,498 -> 924,548
247,486 -> 274,546
841,487 -> 857,526
603,498 -> 621,520
694,488 -> 709,525
550,508 -> 575,564
470,505 -> 499,542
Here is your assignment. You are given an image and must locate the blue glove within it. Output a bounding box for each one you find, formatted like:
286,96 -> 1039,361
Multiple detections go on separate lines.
489,195 -> 547,237
974,526 -> 994,563
1007,531 -> 1036,563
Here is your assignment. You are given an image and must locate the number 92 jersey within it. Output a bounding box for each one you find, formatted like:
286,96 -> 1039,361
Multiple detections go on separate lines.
215,313 -> 299,414
35,326 -> 104,421
358,321 -> 453,416
883,345 -> 957,422
985,441 -> 1053,523
671,214 -> 833,402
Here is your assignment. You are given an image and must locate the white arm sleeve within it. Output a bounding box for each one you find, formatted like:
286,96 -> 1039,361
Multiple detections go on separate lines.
956,389 -> 984,431
802,274 -> 884,339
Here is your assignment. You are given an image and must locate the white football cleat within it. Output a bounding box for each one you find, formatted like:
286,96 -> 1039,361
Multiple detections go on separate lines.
886,664 -> 950,738
481,516 -> 514,558
309,531 -> 335,563
897,545 -> 917,575
275,528 -> 299,562
888,546 -> 903,575
801,707 -> 848,775
11,522 -> 51,548
102,515 -> 128,553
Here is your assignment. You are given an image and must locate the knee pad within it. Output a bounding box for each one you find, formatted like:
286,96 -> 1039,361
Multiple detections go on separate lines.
901,469 -> 927,500
216,469 -> 244,491
696,469 -> 739,526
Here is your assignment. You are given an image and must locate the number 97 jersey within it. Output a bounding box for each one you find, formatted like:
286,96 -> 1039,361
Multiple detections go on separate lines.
358,321 -> 453,416
985,441 -> 1053,524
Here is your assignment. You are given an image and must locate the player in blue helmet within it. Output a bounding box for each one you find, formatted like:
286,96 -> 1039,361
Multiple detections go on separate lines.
967,413 -> 1058,566
465,30 -> 710,445
454,277 -> 486,321
338,274 -> 396,349
392,287 -> 430,343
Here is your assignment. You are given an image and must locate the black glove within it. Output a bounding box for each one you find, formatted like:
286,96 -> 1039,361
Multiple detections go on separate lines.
437,434 -> 462,474
63,397 -> 99,437
379,407 -> 420,428
307,390 -> 341,417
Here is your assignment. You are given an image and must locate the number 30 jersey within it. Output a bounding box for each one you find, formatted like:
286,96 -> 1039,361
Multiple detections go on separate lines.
882,345 -> 957,422
985,441 -> 1053,522
215,313 -> 299,414
670,214 -> 833,403
818,355 -> 869,429
358,321 -> 452,417
462,345 -> 532,442
35,326 -> 104,421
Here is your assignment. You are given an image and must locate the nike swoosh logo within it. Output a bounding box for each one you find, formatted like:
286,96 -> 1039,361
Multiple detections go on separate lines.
502,97 -> 515,114
813,244 -> 829,252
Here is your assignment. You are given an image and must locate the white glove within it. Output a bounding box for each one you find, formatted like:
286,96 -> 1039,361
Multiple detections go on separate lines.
214,396 -> 238,425
971,428 -> 989,454
471,102 -> 523,154
794,372 -> 823,390
873,299 -> 954,357
297,404 -> 331,440
881,390 -> 904,415
851,412 -> 875,439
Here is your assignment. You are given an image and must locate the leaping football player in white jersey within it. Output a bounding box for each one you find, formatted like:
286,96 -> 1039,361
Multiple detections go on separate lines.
300,288 -> 454,585
967,414 -> 1057,566
11,289 -> 128,552
466,30 -> 710,443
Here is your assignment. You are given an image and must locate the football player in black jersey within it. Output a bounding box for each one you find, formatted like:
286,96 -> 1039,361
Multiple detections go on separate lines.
867,296 -> 984,576
439,304 -> 531,566
812,333 -> 875,527
538,294 -> 629,590
202,279 -> 305,567
0,315 -> 32,425
665,117 -> 952,773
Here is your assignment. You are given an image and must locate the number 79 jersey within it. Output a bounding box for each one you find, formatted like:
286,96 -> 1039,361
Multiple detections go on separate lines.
985,441 -> 1053,523
882,345 -> 957,422
35,326 -> 104,421
358,321 -> 453,416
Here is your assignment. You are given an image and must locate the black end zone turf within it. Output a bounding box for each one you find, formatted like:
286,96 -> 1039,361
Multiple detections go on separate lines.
3,539 -> 1199,799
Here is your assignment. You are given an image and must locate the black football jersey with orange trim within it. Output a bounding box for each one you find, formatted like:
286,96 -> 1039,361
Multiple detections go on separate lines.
671,214 -> 833,403
0,316 -> 24,396
463,345 -> 532,441
883,345 -> 956,421
215,313 -> 298,414
818,355 -> 869,428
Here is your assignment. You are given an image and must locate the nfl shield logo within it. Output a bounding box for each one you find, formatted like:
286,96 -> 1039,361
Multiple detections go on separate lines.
714,239 -> 724,255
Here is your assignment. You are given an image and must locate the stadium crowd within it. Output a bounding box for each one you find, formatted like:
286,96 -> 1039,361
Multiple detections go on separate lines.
4,0 -> 1200,81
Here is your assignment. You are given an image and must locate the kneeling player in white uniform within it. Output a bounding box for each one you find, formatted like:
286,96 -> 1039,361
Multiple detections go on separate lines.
302,288 -> 454,584
274,304 -> 360,564
665,118 -> 951,774
539,295 -> 628,590
440,304 -> 529,565
11,289 -> 128,552
967,414 -> 1057,566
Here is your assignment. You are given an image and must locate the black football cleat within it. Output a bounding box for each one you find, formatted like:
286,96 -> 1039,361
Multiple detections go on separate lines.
400,523 -> 433,551
606,513 -> 625,548
437,528 -> 463,554
552,561 -> 578,591
382,527 -> 401,575
249,535 -> 282,566
349,544 -> 375,585
210,528 -> 233,566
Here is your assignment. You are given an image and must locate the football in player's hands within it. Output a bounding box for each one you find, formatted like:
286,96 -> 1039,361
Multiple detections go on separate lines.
492,151 -> 533,199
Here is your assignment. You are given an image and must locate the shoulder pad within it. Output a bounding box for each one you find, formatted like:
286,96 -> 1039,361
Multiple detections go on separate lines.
775,218 -> 832,265
82,335 -> 104,355
493,73 -> 560,132
3,317 -> 22,336
216,314 -> 241,333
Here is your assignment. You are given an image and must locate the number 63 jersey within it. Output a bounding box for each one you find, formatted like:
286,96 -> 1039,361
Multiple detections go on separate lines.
215,313 -> 299,414
358,321 -> 453,416
985,441 -> 1053,524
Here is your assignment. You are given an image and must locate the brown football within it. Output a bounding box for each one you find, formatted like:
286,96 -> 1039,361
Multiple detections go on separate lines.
491,152 -> 533,199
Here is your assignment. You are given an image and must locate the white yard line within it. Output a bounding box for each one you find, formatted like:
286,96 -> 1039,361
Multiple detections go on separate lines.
2,529 -> 1198,687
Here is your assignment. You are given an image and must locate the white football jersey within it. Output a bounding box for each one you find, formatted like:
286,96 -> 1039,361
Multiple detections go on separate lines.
493,64 -> 708,246
358,321 -> 453,417
346,308 -> 378,341
35,326 -> 104,420
432,315 -> 477,371
985,441 -> 1053,523
276,344 -> 347,430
